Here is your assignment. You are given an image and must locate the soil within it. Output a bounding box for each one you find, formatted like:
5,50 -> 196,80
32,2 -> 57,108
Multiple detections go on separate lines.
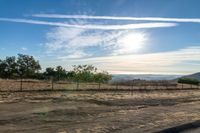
0,90 -> 200,133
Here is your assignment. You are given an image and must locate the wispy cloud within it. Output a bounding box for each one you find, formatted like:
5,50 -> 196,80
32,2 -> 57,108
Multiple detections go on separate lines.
45,26 -> 149,58
21,47 -> 28,51
0,18 -> 177,30
1,48 -> 5,51
33,14 -> 200,23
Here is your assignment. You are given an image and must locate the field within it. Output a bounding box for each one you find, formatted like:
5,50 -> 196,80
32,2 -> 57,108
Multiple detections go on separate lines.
0,79 -> 199,91
0,80 -> 200,133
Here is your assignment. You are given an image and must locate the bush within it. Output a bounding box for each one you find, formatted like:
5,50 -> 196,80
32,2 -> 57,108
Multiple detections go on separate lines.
178,78 -> 199,85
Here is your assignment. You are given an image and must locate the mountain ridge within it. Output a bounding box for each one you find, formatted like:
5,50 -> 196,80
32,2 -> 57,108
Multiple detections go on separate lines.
181,72 -> 200,81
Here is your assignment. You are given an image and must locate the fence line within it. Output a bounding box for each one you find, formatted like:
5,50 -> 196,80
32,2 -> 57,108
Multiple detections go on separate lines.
0,79 -> 199,92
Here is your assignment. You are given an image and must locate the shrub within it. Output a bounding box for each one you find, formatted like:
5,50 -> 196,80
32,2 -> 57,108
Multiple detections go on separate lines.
178,78 -> 199,85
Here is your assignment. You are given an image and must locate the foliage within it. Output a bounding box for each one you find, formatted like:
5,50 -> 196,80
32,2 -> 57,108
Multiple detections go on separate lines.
43,66 -> 68,81
178,78 -> 199,85
16,54 -> 41,78
94,71 -> 112,83
0,54 -> 41,79
55,66 -> 67,80
0,55 -> 112,83
43,67 -> 56,79
72,65 -> 96,82
71,65 -> 111,83
66,71 -> 76,81
0,56 -> 17,78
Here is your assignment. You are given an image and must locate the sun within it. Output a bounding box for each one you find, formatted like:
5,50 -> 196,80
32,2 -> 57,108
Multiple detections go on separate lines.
117,32 -> 147,54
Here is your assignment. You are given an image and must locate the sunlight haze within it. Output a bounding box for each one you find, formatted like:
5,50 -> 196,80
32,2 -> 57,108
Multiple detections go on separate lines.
0,0 -> 200,74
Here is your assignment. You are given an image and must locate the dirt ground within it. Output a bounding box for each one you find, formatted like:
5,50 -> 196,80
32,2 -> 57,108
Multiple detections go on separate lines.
1,90 -> 200,133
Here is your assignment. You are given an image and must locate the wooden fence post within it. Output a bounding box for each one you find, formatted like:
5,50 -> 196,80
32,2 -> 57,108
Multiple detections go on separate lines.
50,76 -> 54,90
20,77 -> 23,91
76,81 -> 79,90
51,78 -> 54,90
131,83 -> 134,95
98,82 -> 101,90
131,81 -> 134,90
144,83 -> 146,90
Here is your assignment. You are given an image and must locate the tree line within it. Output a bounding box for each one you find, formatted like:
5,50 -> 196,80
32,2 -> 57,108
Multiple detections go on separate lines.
0,54 -> 112,83
178,78 -> 199,85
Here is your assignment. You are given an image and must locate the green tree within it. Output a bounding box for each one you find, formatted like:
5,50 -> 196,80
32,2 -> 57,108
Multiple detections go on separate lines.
5,56 -> 18,78
72,65 -> 97,82
94,71 -> 112,89
178,78 -> 199,85
0,56 -> 17,78
55,66 -> 67,80
16,54 -> 41,79
0,59 -> 7,78
94,71 -> 112,83
178,78 -> 199,88
66,71 -> 76,81
43,67 -> 56,79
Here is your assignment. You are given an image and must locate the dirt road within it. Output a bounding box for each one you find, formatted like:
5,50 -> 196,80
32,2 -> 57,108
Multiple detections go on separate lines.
0,90 -> 200,133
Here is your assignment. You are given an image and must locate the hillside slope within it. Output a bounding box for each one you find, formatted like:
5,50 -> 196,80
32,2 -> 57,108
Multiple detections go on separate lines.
182,72 -> 200,81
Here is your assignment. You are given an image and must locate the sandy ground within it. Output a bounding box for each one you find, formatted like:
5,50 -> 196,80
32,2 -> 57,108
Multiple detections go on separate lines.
1,90 -> 200,133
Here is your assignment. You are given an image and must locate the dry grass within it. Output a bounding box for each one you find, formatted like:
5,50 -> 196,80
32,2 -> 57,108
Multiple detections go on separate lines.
0,79 -> 200,133
0,79 -> 199,92
1,90 -> 200,133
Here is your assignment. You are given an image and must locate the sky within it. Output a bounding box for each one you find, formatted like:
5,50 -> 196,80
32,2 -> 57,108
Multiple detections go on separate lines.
0,0 -> 200,75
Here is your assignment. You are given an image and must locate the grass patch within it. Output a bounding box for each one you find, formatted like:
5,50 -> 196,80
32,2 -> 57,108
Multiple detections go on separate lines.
34,112 -> 48,119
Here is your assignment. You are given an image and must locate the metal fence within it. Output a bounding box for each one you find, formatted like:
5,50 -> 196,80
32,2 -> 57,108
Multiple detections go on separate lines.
0,79 -> 199,92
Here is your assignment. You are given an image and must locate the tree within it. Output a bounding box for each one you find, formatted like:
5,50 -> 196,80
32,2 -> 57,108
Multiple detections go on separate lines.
72,65 -> 97,82
0,59 -> 7,78
43,66 -> 67,81
5,56 -> 18,78
16,54 -> 41,79
73,65 -> 97,73
94,71 -> 112,83
55,66 -> 67,80
178,78 -> 199,88
0,56 -> 17,78
43,67 -> 55,79
66,71 -> 76,81
94,71 -> 112,89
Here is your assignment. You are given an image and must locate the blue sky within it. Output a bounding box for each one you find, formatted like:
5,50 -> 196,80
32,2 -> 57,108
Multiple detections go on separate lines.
0,0 -> 200,74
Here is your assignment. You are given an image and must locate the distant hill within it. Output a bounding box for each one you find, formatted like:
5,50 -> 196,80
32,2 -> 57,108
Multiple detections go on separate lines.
111,74 -> 181,82
181,72 -> 200,81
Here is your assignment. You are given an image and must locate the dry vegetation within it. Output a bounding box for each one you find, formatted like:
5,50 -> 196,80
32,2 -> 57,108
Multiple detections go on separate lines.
0,79 -> 200,133
0,79 -> 199,92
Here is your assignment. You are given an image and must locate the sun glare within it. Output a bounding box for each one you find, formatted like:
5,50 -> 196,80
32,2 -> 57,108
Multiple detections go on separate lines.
117,32 -> 147,54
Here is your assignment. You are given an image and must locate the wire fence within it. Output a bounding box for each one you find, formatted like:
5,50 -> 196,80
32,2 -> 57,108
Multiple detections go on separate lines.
0,79 -> 199,92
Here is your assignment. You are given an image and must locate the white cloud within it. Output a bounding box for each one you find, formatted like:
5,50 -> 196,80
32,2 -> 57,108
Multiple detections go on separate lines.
21,47 -> 28,51
59,46 -> 200,74
46,27 -> 85,52
0,18 -> 177,30
45,26 -> 148,58
33,14 -> 200,23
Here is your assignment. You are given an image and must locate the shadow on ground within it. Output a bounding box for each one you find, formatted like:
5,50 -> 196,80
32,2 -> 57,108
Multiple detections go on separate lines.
155,120 -> 200,133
